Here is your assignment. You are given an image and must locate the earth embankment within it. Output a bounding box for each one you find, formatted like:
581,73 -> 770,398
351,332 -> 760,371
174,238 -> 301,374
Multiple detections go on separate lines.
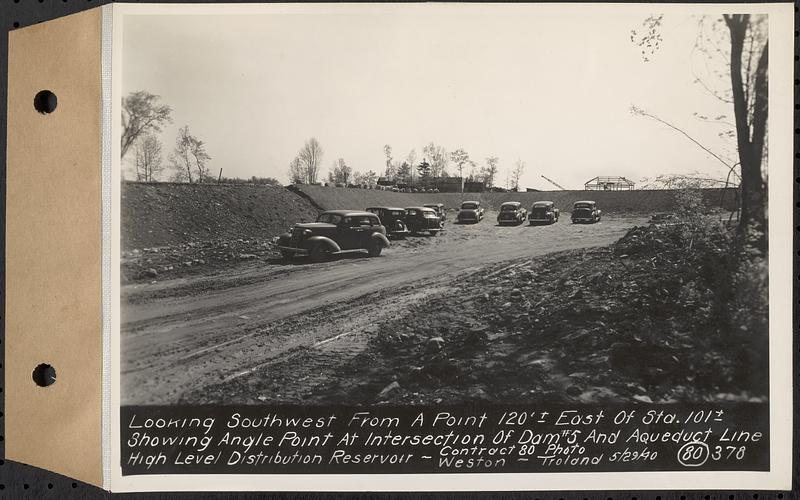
292,184 -> 737,213
122,182 -> 319,250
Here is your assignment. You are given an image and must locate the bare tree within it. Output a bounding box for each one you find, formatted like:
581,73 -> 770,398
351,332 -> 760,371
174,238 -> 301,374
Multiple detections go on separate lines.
297,137 -> 324,184
422,142 -> 449,177
450,149 -> 469,177
189,136 -> 212,183
169,126 -> 195,183
328,158 -> 352,185
450,149 -> 470,192
406,149 -> 417,185
406,149 -> 417,171
361,170 -> 378,187
482,156 -> 500,188
133,134 -> 163,182
121,91 -> 172,159
511,160 -> 525,191
167,126 -> 211,183
383,144 -> 396,179
288,156 -> 305,184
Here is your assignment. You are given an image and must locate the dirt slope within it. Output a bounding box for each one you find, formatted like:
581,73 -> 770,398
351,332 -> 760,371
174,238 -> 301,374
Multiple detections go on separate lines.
122,182 -> 319,250
294,185 -> 737,213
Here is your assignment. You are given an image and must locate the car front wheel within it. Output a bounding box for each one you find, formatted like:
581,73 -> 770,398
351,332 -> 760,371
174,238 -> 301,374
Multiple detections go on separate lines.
310,244 -> 331,263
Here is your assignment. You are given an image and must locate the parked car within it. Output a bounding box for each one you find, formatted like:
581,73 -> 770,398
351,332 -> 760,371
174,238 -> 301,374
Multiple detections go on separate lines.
571,200 -> 602,223
366,206 -> 410,238
497,201 -> 527,225
456,201 -> 484,223
423,203 -> 447,223
405,207 -> 442,235
275,210 -> 390,262
528,201 -> 560,225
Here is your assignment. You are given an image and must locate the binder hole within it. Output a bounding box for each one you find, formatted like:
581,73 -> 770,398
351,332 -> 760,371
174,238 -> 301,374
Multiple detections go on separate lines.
33,90 -> 57,114
32,363 -> 56,387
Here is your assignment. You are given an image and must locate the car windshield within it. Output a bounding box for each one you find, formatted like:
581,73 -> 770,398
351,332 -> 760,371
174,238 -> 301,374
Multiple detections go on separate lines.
343,216 -> 375,227
316,213 -> 343,224
390,210 -> 404,217
423,210 -> 437,217
533,203 -> 551,208
461,203 -> 478,210
574,203 -> 593,209
406,209 -> 419,216
501,205 -> 518,211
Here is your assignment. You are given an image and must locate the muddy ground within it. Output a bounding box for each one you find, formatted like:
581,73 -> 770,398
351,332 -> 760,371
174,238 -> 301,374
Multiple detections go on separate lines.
122,212 -> 649,404
124,210 -> 764,406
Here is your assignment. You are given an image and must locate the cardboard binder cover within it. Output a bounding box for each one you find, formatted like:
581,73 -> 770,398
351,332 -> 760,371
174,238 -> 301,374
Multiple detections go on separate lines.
6,7 -> 103,487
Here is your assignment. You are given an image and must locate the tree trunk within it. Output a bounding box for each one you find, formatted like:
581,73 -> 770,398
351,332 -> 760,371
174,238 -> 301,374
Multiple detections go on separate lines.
724,14 -> 767,250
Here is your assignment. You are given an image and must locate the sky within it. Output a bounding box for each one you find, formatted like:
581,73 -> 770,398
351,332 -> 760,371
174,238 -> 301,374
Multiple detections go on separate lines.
121,6 -> 740,190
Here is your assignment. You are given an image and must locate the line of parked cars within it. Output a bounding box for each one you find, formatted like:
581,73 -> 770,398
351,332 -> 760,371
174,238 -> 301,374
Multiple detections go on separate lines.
275,200 -> 601,262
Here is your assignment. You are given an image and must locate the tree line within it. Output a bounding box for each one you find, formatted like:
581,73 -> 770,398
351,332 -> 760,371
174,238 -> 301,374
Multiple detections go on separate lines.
121,91 -> 529,191
288,140 -> 527,191
122,91 -> 219,183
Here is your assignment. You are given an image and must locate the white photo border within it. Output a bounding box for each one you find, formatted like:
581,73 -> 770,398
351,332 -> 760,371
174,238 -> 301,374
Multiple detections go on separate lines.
106,2 -> 794,492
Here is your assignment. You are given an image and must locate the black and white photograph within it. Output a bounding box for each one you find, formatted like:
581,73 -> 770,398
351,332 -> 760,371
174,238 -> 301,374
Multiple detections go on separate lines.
110,2 -> 793,491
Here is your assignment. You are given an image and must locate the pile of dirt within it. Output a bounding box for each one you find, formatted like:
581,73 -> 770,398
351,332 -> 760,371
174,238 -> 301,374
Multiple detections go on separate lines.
318,221 -> 768,405
122,182 -> 319,250
121,182 -> 319,282
294,184 -> 737,214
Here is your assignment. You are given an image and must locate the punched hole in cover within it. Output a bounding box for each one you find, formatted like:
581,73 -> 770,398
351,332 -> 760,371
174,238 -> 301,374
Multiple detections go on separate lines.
32,363 -> 56,387
33,90 -> 57,114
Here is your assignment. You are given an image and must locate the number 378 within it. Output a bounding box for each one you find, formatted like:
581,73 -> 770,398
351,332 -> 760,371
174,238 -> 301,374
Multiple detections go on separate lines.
713,446 -> 746,461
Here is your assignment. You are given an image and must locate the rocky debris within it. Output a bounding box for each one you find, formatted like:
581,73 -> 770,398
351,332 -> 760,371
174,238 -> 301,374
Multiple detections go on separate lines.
565,385 -> 582,397
121,237 -> 280,283
376,381 -> 401,399
426,337 -> 445,351
318,221 -> 766,405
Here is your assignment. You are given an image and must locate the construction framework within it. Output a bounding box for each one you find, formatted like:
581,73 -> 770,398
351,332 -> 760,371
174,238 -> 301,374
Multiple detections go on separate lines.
584,176 -> 636,191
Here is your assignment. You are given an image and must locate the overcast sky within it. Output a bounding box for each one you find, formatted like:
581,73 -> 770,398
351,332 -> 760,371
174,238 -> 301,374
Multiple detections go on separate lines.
121,6 -> 739,189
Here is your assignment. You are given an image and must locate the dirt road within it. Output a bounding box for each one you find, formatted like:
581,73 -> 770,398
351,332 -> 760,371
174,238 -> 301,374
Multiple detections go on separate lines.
122,214 -> 647,404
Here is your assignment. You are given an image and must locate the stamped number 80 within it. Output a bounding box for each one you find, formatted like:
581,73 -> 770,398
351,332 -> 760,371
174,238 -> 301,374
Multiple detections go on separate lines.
677,441 -> 710,467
